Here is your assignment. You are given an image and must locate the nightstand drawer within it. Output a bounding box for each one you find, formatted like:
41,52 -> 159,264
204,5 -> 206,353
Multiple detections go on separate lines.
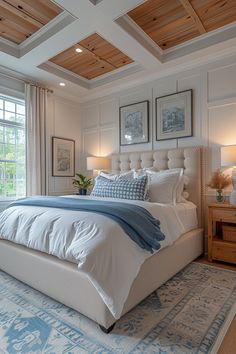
212,241 -> 236,264
212,208 -> 236,223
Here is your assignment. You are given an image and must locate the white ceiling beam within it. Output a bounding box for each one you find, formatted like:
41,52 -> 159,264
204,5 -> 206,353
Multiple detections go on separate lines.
18,18 -> 94,66
54,0 -> 146,19
53,0 -> 160,68
97,21 -> 161,68
95,0 -> 147,18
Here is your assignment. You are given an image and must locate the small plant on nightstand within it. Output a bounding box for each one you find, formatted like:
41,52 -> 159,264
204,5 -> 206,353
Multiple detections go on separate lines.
72,173 -> 93,195
207,169 -> 231,203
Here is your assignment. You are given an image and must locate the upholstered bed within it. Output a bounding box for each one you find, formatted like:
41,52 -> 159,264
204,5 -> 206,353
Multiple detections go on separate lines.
0,147 -> 203,331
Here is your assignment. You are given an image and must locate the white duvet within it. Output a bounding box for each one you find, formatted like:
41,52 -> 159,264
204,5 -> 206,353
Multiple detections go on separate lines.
0,195 -> 189,319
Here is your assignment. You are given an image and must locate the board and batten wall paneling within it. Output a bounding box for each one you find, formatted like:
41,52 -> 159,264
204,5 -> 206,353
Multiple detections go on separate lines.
80,54 -> 236,189
81,98 -> 119,175
209,103 -> 236,172
100,99 -> 119,160
207,59 -> 236,182
208,63 -> 236,102
82,104 -> 99,130
47,95 -> 80,196
100,127 -> 118,157
82,130 -> 100,175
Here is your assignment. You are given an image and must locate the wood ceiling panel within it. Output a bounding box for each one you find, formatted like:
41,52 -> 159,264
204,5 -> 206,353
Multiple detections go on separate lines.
128,0 -> 200,50
49,33 -> 134,80
127,0 -> 236,50
190,0 -> 236,32
79,33 -> 133,68
0,0 -> 62,44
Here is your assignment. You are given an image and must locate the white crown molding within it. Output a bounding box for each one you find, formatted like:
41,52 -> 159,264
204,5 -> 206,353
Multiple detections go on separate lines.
38,62 -> 90,89
89,62 -> 137,83
116,14 -> 163,62
0,65 -> 38,84
39,60 -> 143,90
164,21 -> 236,61
0,37 -> 19,58
90,63 -> 143,88
165,21 -> 236,54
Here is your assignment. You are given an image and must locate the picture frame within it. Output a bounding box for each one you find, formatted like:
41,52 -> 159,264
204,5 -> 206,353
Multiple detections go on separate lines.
52,137 -> 75,177
119,100 -> 149,146
155,89 -> 192,141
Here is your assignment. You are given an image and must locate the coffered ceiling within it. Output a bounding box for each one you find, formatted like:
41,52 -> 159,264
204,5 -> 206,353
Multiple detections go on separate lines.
0,0 -> 62,44
0,0 -> 236,101
49,33 -> 134,80
127,0 -> 236,50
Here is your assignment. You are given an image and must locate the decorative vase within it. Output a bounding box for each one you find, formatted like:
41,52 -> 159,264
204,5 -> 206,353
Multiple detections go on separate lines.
216,189 -> 224,203
79,188 -> 87,195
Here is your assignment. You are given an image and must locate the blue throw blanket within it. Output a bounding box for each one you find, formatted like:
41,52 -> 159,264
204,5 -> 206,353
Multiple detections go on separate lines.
8,197 -> 165,253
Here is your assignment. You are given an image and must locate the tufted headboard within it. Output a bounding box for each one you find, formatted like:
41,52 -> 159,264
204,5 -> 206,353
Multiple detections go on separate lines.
111,147 -> 203,227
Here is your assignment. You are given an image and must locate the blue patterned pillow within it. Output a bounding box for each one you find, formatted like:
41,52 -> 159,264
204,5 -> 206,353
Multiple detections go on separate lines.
91,175 -> 148,200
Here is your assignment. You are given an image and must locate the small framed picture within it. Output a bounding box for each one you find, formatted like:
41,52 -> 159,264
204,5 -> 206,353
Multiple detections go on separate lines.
156,89 -> 192,141
52,137 -> 75,177
119,100 -> 149,146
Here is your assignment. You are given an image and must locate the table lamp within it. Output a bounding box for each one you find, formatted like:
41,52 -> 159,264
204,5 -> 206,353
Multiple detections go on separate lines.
221,145 -> 236,205
87,156 -> 109,175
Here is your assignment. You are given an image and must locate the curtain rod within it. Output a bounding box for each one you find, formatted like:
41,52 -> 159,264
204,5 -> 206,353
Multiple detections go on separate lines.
0,71 -> 54,94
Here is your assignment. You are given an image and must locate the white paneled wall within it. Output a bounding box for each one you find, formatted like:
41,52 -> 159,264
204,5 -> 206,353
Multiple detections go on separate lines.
80,54 -> 236,192
81,98 -> 119,175
47,95 -> 80,196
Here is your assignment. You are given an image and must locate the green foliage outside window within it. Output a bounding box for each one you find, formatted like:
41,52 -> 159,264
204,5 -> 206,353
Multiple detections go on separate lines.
0,95 -> 26,198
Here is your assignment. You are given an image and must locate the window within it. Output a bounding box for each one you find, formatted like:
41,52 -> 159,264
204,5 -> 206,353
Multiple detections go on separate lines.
0,94 -> 26,199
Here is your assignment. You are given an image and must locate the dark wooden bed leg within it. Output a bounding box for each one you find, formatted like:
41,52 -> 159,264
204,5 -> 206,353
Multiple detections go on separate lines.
99,323 -> 115,334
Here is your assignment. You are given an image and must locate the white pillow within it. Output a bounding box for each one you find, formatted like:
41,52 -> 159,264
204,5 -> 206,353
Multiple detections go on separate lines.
176,175 -> 189,202
132,167 -> 158,178
146,168 -> 183,204
99,170 -> 134,181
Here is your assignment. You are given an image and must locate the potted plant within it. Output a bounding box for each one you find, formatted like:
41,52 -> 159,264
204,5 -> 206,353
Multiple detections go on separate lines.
72,173 -> 93,195
207,169 -> 231,203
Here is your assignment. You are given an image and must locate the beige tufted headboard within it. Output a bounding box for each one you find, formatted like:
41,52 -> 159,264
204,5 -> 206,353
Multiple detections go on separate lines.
111,147 -> 203,227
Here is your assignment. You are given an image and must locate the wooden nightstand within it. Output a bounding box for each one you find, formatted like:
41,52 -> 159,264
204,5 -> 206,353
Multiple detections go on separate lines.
208,203 -> 236,264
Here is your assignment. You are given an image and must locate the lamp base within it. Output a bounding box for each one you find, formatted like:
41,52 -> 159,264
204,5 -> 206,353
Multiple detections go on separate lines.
229,190 -> 236,205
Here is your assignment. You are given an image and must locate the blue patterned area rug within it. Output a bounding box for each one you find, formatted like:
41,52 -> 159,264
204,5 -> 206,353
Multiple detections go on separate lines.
0,262 -> 236,354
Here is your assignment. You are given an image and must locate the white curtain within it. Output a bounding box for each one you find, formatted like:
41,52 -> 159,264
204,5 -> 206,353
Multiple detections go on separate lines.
25,84 -> 47,196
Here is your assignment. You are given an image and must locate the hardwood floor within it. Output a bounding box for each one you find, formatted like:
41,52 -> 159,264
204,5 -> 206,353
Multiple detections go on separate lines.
196,256 -> 236,354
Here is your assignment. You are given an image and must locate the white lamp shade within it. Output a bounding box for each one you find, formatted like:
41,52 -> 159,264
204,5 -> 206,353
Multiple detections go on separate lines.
221,145 -> 236,167
87,156 -> 109,171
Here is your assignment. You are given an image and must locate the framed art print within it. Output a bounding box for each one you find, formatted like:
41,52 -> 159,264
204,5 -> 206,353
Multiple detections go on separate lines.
120,100 -> 149,146
156,89 -> 192,141
52,137 -> 75,177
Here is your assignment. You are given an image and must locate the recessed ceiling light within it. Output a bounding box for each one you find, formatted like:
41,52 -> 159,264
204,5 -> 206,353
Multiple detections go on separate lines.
75,48 -> 83,53
59,82 -> 65,86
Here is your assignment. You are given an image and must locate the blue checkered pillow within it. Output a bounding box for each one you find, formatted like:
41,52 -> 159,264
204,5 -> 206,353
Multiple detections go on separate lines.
91,175 -> 148,200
